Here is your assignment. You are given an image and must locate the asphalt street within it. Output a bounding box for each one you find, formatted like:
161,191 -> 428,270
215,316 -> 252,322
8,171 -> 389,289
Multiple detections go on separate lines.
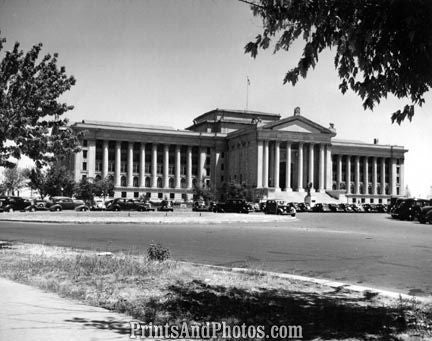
0,213 -> 431,296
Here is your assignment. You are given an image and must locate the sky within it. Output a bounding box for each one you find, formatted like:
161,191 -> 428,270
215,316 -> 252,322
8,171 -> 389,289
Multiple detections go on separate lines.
1,0 -> 431,197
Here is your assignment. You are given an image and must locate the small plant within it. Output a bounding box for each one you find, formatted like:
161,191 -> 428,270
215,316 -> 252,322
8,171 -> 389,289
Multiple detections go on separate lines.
147,242 -> 170,261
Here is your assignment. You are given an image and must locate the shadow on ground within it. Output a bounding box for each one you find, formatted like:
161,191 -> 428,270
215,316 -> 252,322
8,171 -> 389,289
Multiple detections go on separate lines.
64,317 -> 130,335
133,280 -> 407,340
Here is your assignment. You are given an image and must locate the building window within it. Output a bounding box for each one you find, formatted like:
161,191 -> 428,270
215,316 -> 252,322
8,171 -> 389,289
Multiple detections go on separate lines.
221,152 -> 224,159
158,192 -> 163,199
182,193 -> 187,201
169,177 -> 175,188
157,177 -> 163,188
83,150 -> 88,158
134,192 -> 139,198
82,162 -> 87,171
133,163 -> 139,173
352,198 -> 356,203
221,176 -> 224,182
396,187 -> 400,195
170,193 -> 175,199
221,163 -> 224,171
133,176 -> 139,187
121,176 -> 127,187
157,165 -> 163,174
370,198 -> 374,203
181,178 -> 187,188
82,175 -> 87,181
83,139 -> 88,147
361,198 -> 365,203
145,177 -> 151,188
145,164 -> 151,173
121,192 -> 127,198
109,162 -> 115,172
121,162 -> 127,172
96,162 -> 102,172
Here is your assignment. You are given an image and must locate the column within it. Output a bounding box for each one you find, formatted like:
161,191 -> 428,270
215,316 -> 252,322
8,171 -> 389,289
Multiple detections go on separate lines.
354,156 -> 360,194
151,144 -> 157,188
115,141 -> 121,187
268,142 -> 274,186
163,144 -> 169,189
325,145 -> 332,190
399,159 -> 405,196
187,146 -> 192,189
197,147 -> 206,186
175,146 -> 181,189
336,154 -> 342,189
139,143 -> 146,187
87,139 -> 96,179
308,143 -> 314,189
74,151 -> 82,182
285,142 -> 292,191
127,142 -> 133,187
318,144 -> 325,192
274,141 -> 280,190
297,142 -> 304,192
372,157 -> 377,195
391,158 -> 397,195
263,140 -> 269,187
381,158 -> 386,195
363,156 -> 368,195
102,140 -> 109,179
346,156 -> 351,194
256,141 -> 263,188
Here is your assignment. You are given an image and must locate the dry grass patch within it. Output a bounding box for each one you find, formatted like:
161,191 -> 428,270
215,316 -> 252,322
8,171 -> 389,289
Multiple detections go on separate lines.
0,242 -> 431,340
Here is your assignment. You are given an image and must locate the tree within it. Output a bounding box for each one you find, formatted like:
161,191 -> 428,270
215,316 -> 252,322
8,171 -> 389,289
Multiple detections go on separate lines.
0,32 -> 81,168
218,182 -> 256,202
26,167 -> 49,198
44,165 -> 75,197
93,177 -> 114,201
74,177 -> 95,202
192,183 -> 216,202
242,0 -> 432,123
1,166 -> 26,195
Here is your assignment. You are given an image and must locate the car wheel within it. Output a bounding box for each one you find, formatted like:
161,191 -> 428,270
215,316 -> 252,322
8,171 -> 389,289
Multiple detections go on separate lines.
8,207 -> 13,213
30,207 -> 36,212
56,207 -> 61,212
114,207 -> 120,212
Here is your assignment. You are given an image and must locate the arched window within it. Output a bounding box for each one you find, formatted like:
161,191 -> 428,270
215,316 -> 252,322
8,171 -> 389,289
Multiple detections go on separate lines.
350,183 -> 355,194
332,182 -> 337,190
368,184 -> 372,194
377,184 -> 382,194
145,177 -> 151,188
120,176 -> 127,187
169,177 -> 175,188
181,178 -> 187,189
157,177 -> 163,188
359,184 -> 364,194
133,176 -> 139,187
340,182 -> 346,190
385,184 -> 389,195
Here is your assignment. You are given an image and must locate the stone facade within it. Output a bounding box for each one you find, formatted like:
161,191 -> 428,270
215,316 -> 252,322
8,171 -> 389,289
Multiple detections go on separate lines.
70,108 -> 407,203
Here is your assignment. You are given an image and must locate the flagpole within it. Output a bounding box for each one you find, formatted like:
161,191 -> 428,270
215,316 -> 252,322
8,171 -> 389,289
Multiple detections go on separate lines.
246,76 -> 249,110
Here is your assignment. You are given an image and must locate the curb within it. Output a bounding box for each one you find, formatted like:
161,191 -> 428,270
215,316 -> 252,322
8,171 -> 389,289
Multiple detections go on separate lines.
183,261 -> 432,303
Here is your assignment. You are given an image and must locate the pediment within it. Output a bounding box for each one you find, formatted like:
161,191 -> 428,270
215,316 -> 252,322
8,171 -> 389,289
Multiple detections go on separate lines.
262,115 -> 335,136
273,121 -> 321,133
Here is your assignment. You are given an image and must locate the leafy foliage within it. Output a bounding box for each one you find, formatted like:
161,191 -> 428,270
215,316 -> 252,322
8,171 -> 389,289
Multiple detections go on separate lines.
74,177 -> 95,202
44,164 -> 75,197
0,32 -> 81,168
26,167 -> 49,198
93,177 -> 115,200
147,242 -> 171,262
243,0 -> 432,123
218,182 -> 257,202
192,183 -> 216,202
1,166 -> 26,195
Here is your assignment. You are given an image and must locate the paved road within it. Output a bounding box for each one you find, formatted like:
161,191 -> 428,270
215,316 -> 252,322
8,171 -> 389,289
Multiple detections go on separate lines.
0,213 -> 431,296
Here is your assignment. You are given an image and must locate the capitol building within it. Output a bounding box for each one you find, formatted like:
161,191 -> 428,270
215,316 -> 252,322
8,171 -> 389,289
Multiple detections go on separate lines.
70,108 -> 407,204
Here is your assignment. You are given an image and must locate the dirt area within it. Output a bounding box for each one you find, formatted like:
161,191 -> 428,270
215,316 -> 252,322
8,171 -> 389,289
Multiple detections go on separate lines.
0,241 -> 431,339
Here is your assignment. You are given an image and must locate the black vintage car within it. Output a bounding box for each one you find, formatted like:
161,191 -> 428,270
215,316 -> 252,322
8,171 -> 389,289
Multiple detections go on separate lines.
157,199 -> 174,212
264,200 -> 296,216
418,206 -> 432,224
214,199 -> 252,213
391,198 -> 432,221
105,198 -> 148,211
313,203 -> 332,212
0,196 -> 34,212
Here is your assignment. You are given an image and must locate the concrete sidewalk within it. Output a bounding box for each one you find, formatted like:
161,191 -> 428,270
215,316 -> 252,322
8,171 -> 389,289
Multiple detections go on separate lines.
0,277 -> 132,341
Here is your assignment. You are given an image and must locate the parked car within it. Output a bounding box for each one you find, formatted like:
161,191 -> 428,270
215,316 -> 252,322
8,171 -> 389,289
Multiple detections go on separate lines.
90,199 -> 106,211
157,199 -> 174,212
391,198 -> 431,221
351,204 -> 365,213
329,203 -> 344,212
264,200 -> 296,216
105,198 -> 148,211
192,201 -> 210,212
313,203 -> 332,212
47,197 -> 89,211
137,201 -> 155,212
297,203 -> 312,212
214,199 -> 251,213
418,206 -> 432,224
362,204 -> 378,213
375,204 -> 388,213
0,196 -> 35,212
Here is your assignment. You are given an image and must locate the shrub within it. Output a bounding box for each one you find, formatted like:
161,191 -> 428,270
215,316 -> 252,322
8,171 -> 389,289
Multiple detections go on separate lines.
147,243 -> 170,261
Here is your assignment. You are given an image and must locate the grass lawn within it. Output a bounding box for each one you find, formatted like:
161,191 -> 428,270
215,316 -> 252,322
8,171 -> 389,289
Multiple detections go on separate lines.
0,241 -> 431,339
